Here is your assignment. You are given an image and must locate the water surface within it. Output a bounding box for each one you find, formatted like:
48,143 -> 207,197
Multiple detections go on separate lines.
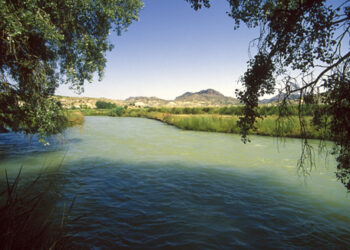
0,117 -> 349,248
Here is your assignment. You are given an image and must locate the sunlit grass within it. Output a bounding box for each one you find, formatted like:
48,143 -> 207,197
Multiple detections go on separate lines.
71,107 -> 329,140
163,115 -> 240,133
158,114 -> 324,139
79,108 -> 112,116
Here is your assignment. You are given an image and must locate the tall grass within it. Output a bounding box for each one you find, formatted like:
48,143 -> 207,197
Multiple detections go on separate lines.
254,116 -> 303,138
160,114 -> 325,139
79,108 -> 112,116
75,104 -> 322,117
72,106 -> 329,140
146,105 -> 320,116
0,167 -> 73,249
163,115 -> 240,133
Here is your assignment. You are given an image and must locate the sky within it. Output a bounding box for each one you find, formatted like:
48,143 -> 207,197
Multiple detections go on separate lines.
56,0 -> 260,100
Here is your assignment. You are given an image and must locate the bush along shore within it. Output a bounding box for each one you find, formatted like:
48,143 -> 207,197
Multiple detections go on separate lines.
75,103 -> 331,140
64,110 -> 85,127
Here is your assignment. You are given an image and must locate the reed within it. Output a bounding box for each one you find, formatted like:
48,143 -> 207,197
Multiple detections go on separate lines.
0,168 -> 73,249
71,106 -> 328,140
159,114 -> 324,139
163,115 -> 240,133
145,105 -> 319,116
79,108 -> 113,116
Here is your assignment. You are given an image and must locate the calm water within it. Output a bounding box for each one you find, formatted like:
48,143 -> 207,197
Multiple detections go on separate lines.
0,116 -> 349,248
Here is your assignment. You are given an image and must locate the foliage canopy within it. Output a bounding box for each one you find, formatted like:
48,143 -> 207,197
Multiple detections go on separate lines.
187,0 -> 350,190
0,0 -> 143,139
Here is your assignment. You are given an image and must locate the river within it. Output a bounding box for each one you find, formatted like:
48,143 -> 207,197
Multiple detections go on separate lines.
0,116 -> 349,248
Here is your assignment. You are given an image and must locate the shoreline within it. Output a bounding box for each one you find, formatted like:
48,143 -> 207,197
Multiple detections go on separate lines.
73,109 -> 331,141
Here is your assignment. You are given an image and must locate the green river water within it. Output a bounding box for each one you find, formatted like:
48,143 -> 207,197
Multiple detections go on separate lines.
0,116 -> 349,248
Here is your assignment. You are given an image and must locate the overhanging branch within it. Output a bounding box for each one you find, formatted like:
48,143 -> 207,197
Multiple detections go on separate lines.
289,51 -> 350,94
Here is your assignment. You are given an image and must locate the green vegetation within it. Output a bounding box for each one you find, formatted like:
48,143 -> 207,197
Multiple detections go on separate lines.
162,115 -> 325,140
0,0 -> 143,139
96,101 -> 117,109
163,115 -> 240,134
0,96 -> 68,143
80,106 -> 126,117
146,105 -> 318,116
77,105 -> 329,140
0,168 -> 72,249
80,109 -> 113,116
111,106 -> 127,117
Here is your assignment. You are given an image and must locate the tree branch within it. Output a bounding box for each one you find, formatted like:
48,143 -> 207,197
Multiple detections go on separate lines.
332,17 -> 350,25
290,51 -> 350,94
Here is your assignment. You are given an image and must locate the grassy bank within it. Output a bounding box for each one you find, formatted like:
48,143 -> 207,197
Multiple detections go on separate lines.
78,104 -> 321,117
75,107 -> 329,140
160,114 -> 327,139
144,105 -> 320,116
162,115 -> 240,133
80,108 -> 113,116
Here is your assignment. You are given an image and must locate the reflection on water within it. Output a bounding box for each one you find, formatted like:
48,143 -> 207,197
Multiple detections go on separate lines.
0,117 -> 349,248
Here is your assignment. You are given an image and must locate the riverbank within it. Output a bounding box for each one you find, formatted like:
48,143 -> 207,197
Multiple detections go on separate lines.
77,108 -> 329,140
65,110 -> 85,127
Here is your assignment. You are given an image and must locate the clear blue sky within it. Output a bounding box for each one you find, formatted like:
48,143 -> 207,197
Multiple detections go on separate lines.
56,0 -> 259,100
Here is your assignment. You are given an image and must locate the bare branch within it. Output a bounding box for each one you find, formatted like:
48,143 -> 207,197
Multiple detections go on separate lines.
290,51 -> 350,94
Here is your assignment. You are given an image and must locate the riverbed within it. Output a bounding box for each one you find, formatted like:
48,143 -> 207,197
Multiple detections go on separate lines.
0,116 -> 349,248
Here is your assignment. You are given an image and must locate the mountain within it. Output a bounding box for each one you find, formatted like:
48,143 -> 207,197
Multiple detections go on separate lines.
176,89 -> 221,100
56,89 -> 239,108
259,93 -> 300,104
174,89 -> 238,106
125,96 -> 168,107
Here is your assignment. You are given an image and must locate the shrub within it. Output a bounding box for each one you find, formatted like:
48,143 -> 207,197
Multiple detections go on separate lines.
95,101 -> 117,109
111,106 -> 125,116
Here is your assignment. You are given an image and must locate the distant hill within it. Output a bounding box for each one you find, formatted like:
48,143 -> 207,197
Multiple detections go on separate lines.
56,88 -> 239,108
56,96 -> 124,109
174,89 -> 238,106
125,96 -> 168,107
176,89 -> 223,100
259,93 -> 300,104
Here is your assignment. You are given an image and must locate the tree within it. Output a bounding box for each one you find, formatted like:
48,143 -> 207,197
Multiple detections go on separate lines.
187,0 -> 350,190
95,101 -> 117,109
111,106 -> 126,116
0,0 -> 143,140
